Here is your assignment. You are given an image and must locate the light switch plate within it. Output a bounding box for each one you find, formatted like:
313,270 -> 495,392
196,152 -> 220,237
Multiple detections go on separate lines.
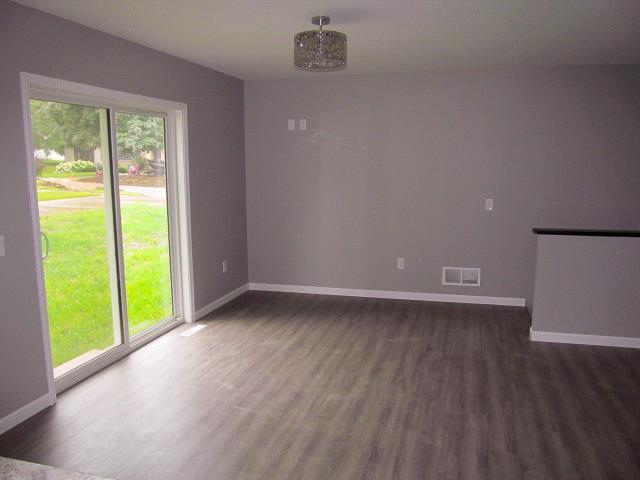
299,119 -> 307,131
288,119 -> 295,131
0,235 -> 4,257
396,257 -> 405,270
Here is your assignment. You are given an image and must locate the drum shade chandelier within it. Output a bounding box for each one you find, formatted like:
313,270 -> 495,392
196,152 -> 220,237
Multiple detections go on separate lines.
294,16 -> 347,72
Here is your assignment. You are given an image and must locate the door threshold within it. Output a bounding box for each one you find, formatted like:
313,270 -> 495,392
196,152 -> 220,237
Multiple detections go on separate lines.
53,348 -> 113,378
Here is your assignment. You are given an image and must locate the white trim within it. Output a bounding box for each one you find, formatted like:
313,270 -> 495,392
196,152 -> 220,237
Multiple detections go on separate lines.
167,107 -> 194,322
0,393 -> 53,435
530,328 -> 640,349
248,283 -> 526,307
24,73 -> 187,113
195,284 -> 250,320
19,73 -> 56,406
181,110 -> 194,322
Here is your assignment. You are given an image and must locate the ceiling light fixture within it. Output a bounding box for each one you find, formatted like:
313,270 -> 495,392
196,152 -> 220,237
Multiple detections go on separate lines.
294,16 -> 347,72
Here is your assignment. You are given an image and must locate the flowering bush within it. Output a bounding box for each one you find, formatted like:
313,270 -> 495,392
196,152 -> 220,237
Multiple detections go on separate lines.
55,160 -> 95,174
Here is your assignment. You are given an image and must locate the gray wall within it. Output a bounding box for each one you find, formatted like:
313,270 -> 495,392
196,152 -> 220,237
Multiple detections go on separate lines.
245,66 -> 640,302
0,0 -> 247,418
532,235 -> 640,337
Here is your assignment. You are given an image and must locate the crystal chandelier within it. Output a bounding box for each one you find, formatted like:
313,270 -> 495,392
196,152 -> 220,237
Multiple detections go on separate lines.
294,16 -> 347,72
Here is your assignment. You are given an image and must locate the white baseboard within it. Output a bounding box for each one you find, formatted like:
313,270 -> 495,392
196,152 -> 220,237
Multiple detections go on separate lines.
530,328 -> 640,349
0,392 -> 54,435
248,283 -> 526,307
195,283 -> 249,320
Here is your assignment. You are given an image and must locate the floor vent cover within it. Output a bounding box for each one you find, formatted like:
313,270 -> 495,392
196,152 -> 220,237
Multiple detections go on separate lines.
442,267 -> 481,286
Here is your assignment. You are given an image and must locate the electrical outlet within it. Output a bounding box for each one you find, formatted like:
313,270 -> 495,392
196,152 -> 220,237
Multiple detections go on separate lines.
396,257 -> 405,270
485,198 -> 494,211
222,260 -> 228,273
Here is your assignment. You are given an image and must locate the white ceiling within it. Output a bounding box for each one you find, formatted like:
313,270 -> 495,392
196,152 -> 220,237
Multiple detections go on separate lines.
14,0 -> 640,80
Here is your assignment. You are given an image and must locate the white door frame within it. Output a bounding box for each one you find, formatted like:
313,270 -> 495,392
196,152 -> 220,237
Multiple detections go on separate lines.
20,72 -> 194,400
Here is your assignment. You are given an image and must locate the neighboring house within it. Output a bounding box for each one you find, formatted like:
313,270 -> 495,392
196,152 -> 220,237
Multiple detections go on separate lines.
33,149 -> 64,161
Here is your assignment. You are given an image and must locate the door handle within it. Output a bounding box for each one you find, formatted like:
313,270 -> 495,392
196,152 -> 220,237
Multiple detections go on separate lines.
41,232 -> 49,259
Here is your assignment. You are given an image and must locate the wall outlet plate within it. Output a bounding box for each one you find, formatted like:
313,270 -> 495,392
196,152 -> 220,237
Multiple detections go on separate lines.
485,198 -> 494,211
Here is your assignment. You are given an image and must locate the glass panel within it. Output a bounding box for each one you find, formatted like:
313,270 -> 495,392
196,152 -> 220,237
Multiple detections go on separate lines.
30,99 -> 122,377
114,112 -> 173,336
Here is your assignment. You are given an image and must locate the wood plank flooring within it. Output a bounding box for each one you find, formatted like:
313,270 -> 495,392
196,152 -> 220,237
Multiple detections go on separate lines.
1,291 -> 639,479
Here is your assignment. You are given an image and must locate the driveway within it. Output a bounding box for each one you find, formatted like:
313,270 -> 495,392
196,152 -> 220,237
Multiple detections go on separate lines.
38,190 -> 166,215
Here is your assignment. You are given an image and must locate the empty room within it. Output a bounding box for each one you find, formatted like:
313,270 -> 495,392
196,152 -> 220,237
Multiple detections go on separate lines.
1,0 -> 639,478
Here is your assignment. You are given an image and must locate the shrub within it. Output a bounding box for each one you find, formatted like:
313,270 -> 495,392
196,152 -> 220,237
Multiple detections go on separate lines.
118,165 -> 128,173
55,160 -> 95,174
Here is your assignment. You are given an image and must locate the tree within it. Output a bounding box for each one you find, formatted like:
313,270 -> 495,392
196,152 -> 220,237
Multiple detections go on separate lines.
115,113 -> 165,160
30,101 -> 166,169
30,100 -> 100,161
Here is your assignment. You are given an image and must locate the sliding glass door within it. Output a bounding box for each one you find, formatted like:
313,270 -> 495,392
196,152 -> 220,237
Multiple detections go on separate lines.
29,98 -> 179,383
113,112 -> 174,337
31,100 -> 123,377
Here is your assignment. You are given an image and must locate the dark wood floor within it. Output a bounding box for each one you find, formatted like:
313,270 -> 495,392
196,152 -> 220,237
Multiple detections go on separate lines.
1,292 -> 639,479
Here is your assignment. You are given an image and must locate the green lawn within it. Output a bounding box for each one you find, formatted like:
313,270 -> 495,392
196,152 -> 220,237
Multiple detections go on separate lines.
41,204 -> 172,367
38,189 -> 98,201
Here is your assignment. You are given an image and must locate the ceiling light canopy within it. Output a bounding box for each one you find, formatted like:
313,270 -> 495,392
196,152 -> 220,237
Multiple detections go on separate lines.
294,16 -> 347,72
